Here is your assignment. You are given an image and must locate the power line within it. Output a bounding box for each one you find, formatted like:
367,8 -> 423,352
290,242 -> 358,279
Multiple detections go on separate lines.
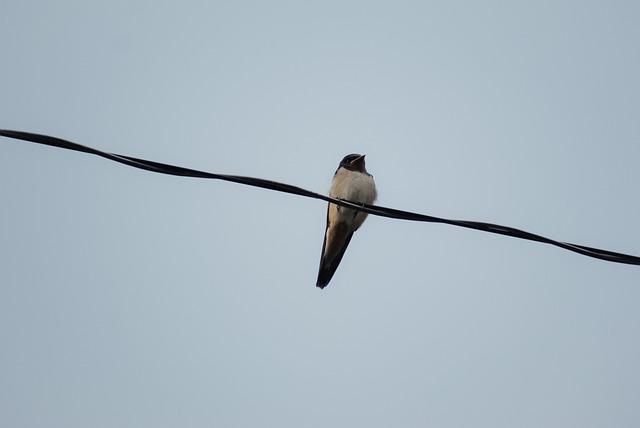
2,129 -> 639,266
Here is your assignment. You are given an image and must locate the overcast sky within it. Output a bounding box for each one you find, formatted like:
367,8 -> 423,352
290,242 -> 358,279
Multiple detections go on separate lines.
1,1 -> 639,427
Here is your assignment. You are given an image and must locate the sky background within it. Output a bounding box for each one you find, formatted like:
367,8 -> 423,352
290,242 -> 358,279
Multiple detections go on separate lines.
1,1 -> 639,427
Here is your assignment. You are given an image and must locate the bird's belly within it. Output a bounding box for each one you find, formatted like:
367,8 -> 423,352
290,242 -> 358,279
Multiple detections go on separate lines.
329,171 -> 376,230
330,171 -> 376,203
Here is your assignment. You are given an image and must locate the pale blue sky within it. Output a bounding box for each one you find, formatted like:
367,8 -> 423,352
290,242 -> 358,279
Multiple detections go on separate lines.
1,1 -> 639,427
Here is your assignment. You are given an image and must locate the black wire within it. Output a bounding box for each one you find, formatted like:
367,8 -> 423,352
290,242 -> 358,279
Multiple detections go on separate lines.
2,129 -> 639,266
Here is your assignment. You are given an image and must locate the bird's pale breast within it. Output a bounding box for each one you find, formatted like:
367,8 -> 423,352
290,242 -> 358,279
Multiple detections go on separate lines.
329,168 -> 377,231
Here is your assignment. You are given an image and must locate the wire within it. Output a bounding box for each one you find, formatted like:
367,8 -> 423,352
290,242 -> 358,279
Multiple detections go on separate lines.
2,129 -> 639,266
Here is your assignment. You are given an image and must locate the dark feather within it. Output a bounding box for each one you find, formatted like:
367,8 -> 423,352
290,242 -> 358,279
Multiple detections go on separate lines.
316,205 -> 355,289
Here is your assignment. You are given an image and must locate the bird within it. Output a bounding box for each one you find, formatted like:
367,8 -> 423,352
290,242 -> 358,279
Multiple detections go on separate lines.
316,154 -> 377,289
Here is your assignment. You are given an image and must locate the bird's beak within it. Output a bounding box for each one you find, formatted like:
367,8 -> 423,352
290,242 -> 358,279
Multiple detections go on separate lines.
350,154 -> 365,164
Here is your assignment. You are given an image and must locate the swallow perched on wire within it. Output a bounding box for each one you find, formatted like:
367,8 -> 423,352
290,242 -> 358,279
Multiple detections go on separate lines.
316,154 -> 377,289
